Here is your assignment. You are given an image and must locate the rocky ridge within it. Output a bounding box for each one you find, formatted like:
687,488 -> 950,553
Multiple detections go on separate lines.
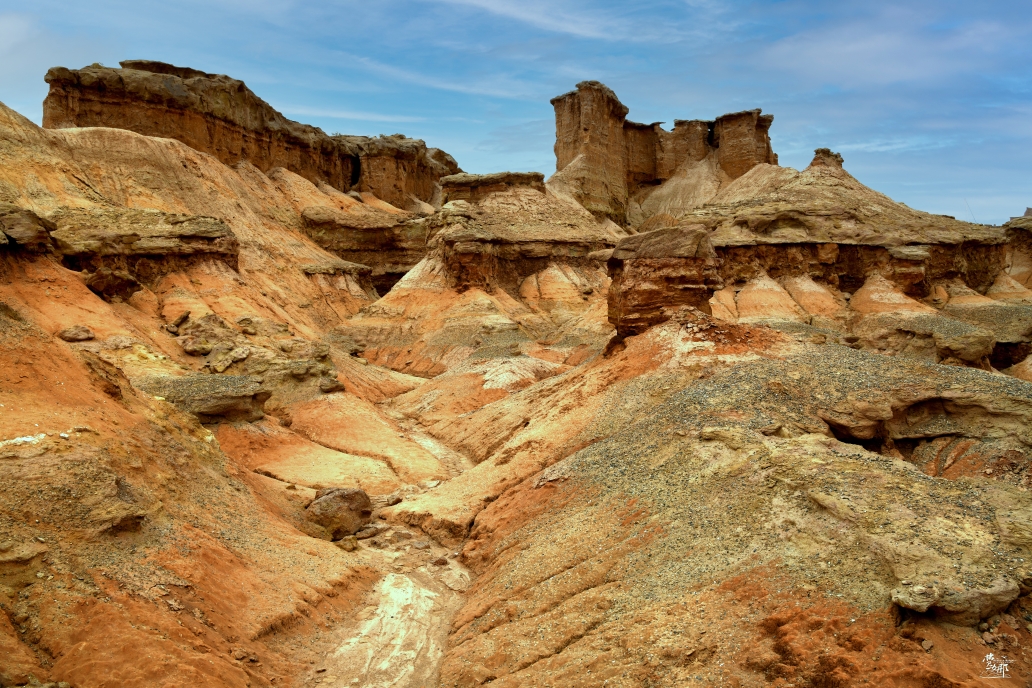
43,60 -> 460,211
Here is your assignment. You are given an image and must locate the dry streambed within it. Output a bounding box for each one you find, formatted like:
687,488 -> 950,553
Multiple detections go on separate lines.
299,527 -> 471,688
245,410 -> 475,687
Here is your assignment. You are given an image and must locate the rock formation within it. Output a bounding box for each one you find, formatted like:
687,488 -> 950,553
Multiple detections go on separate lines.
550,80 -> 777,224
43,60 -> 460,211
607,148 -> 1031,373
336,171 -> 624,379
2,67 -> 1032,688
298,201 -> 425,293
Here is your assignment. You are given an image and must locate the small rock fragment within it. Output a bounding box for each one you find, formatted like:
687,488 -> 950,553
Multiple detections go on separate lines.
921,639 -> 933,652
355,525 -> 384,540
84,267 -> 141,301
319,377 -> 346,393
335,536 -> 358,552
57,325 -> 95,342
432,557 -> 448,566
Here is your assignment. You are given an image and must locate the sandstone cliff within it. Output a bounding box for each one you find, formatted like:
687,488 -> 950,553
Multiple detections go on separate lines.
550,80 -> 777,225
43,60 -> 460,211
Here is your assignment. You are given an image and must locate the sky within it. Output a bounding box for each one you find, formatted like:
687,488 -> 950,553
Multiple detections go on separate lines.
0,0 -> 1029,224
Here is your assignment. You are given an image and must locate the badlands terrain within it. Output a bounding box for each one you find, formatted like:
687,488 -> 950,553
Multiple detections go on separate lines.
1,63 -> 1032,687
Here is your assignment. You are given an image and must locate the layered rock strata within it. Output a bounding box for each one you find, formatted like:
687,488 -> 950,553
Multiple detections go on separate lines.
43,60 -> 459,209
337,172 -> 625,378
433,172 -> 620,294
607,149 -> 1031,373
550,80 -> 776,223
52,207 -> 240,299
337,134 -> 461,210
299,202 -> 424,293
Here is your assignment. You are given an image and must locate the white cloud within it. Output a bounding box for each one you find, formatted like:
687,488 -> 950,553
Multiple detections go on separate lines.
427,0 -> 621,39
0,13 -> 120,122
834,136 -> 956,154
0,14 -> 34,55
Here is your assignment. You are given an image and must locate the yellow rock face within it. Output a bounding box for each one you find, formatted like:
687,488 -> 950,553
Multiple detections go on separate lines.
849,274 -> 938,315
735,272 -> 808,322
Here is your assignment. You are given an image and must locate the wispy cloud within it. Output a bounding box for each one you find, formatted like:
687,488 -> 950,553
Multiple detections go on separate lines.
422,0 -> 695,42
0,12 -> 118,121
352,55 -> 540,99
280,104 -> 425,123
0,14 -> 33,55
834,136 -> 957,154
426,0 -> 624,39
475,118 -> 553,154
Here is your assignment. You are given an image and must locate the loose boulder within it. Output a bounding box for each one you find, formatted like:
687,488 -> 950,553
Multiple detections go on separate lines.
57,325 -> 95,342
304,487 -> 373,540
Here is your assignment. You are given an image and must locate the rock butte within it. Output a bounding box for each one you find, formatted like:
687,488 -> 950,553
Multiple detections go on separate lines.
1,62 -> 1031,688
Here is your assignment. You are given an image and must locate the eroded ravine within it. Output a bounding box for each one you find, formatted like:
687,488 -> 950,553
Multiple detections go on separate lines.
269,413 -> 475,688
323,570 -> 465,687
294,518 -> 472,687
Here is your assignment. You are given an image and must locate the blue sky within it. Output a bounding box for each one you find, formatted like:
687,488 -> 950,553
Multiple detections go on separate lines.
1,0 -> 1029,223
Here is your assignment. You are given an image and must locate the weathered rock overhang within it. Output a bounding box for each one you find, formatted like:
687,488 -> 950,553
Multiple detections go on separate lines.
1,204 -> 241,301
439,234 -> 611,298
441,172 -> 546,204
428,172 -> 619,297
299,205 -> 425,294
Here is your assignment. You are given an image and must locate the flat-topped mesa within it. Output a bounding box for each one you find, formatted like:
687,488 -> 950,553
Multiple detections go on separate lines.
550,80 -> 777,224
42,61 -> 460,210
